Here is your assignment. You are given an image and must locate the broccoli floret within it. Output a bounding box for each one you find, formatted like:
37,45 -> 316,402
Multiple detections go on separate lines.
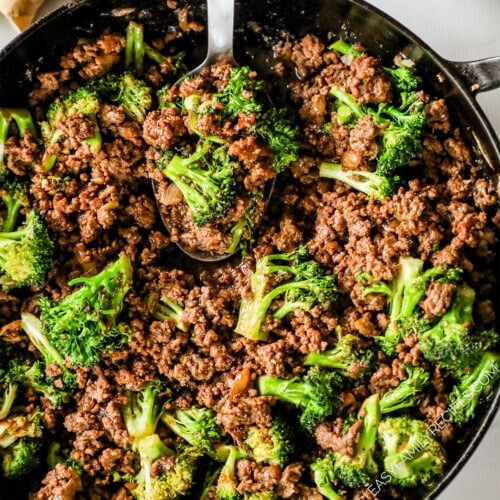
377,416 -> 446,487
0,381 -> 17,420
37,254 -> 133,367
332,394 -> 381,488
162,405 -> 223,456
122,382 -> 182,499
319,161 -> 397,201
305,333 -> 375,380
1,436 -> 42,479
448,351 -> 500,425
20,312 -> 76,389
243,493 -> 278,500
219,65 -> 264,118
384,65 -> 422,93
226,191 -> 265,255
0,180 -> 53,289
214,444 -> 248,500
40,86 -> 101,171
125,21 -> 170,75
328,81 -> 425,181
145,445 -> 201,499
92,72 -> 152,123
8,358 -> 70,408
148,294 -> 189,333
157,140 -> 237,227
257,366 -> 342,433
244,413 -> 296,468
46,441 -> 83,476
373,98 -> 426,176
379,364 -> 430,414
251,108 -> 300,173
235,245 -> 337,341
0,406 -> 43,449
0,108 -> 38,178
365,256 -> 461,356
310,452 -> 346,500
417,283 -> 482,369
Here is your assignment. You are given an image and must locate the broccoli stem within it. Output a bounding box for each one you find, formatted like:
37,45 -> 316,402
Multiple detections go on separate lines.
20,312 -> 68,373
329,86 -> 365,120
0,195 -> 23,233
152,295 -> 189,332
0,382 -> 18,420
330,39 -> 362,58
0,108 -> 37,163
379,365 -> 430,414
319,162 -> 395,201
449,351 -> 500,425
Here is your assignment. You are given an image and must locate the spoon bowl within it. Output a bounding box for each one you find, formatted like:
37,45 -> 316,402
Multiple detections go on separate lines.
152,0 -> 244,262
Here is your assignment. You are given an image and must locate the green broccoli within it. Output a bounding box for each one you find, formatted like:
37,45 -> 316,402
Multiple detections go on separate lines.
125,21 -> 171,75
0,179 -> 53,289
417,283 -> 488,370
379,364 -> 430,414
330,39 -> 362,58
257,366 -> 342,433
304,333 -> 375,380
161,405 -> 223,456
319,162 -> 397,202
40,86 -> 102,171
8,358 -> 71,408
0,405 -> 44,479
0,381 -> 17,421
20,312 -> 76,389
123,389 -> 205,496
156,139 -> 238,227
235,245 -> 337,341
181,65 -> 299,172
332,394 -> 381,488
92,72 -> 152,123
244,413 -> 296,468
0,108 -> 38,178
327,78 -> 425,191
310,452 -> 346,500
377,416 -> 446,488
250,107 -> 300,173
448,351 -> 500,425
364,256 -> 461,356
226,191 -> 265,255
243,493 -> 278,500
148,294 -> 189,333
214,444 -> 248,500
37,254 -> 133,367
1,436 -> 42,479
383,65 -> 422,93
220,65 -> 264,119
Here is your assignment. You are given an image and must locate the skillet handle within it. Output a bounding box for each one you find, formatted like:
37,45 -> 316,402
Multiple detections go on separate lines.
448,56 -> 500,93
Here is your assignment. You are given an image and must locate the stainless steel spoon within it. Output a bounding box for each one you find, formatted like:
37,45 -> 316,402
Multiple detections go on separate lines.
153,0 -> 272,263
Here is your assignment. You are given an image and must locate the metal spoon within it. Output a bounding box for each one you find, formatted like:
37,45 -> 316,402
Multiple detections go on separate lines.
153,0 -> 273,262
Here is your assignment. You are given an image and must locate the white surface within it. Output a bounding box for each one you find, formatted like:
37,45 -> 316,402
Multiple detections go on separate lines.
1,1 -> 499,499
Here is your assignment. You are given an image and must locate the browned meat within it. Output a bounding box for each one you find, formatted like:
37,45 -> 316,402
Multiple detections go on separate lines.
30,464 -> 83,500
2,11 -> 498,500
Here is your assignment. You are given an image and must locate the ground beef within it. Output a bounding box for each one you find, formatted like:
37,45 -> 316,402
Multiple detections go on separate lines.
315,418 -> 363,455
2,12 -> 498,500
30,463 -> 83,500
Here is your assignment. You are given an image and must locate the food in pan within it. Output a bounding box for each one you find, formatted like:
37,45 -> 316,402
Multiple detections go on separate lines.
1,4 -> 499,499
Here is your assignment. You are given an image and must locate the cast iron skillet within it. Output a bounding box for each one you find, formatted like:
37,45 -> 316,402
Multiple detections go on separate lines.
1,1 -> 499,498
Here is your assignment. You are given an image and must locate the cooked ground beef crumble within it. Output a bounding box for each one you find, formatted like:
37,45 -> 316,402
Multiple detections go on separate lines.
0,6 -> 499,500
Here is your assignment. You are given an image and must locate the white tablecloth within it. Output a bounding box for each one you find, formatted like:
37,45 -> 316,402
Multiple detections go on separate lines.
1,1 -> 499,498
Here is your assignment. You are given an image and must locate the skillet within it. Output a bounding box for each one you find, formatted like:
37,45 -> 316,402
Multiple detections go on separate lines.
0,0 -> 499,498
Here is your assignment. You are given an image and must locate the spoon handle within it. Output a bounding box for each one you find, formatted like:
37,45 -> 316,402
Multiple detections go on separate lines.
205,0 -> 234,63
